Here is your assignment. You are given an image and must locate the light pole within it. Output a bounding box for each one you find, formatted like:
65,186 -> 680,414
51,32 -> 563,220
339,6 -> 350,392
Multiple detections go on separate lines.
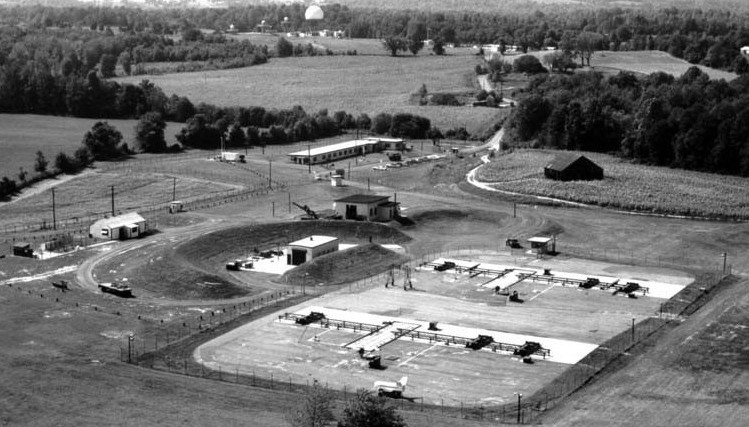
515,392 -> 523,424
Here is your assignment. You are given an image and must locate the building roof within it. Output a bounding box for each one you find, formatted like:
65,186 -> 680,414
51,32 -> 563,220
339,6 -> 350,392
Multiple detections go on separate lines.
92,212 -> 145,229
528,237 -> 552,244
12,242 -> 30,248
289,235 -> 338,248
335,194 -> 390,204
544,154 -> 600,172
287,139 -> 379,157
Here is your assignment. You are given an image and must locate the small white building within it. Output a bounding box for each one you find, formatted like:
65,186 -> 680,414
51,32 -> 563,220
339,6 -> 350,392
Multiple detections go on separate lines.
334,194 -> 399,221
287,235 -> 339,265
741,46 -> 749,56
89,212 -> 147,240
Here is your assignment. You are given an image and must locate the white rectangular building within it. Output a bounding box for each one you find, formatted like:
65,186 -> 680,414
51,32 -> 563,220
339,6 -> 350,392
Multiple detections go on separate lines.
287,235 -> 339,265
287,138 -> 405,166
89,212 -> 147,240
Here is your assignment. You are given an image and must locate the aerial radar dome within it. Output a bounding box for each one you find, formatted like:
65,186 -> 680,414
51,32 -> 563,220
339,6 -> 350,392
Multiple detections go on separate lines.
305,5 -> 324,20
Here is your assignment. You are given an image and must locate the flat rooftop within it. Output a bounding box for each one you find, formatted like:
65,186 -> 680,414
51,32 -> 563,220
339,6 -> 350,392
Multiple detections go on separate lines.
288,235 -> 339,248
287,140 -> 378,157
334,194 -> 390,204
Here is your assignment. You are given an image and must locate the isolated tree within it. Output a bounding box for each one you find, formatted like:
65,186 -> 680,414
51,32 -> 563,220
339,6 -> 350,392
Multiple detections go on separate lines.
575,32 -> 604,67
286,381 -> 335,427
135,112 -> 167,153
432,37 -> 445,55
514,55 -> 547,74
0,177 -> 17,198
382,36 -> 407,57
338,389 -> 406,427
406,20 -> 427,55
427,126 -> 443,145
34,150 -> 48,174
83,122 -> 123,160
276,37 -> 294,57
407,37 -> 423,56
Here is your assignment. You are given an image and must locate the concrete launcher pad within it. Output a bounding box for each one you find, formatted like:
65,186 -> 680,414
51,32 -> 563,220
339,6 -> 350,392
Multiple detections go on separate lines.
280,306 -> 598,365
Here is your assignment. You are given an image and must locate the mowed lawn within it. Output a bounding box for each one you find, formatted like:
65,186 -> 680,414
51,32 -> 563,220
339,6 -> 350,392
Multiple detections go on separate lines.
115,53 -> 503,135
477,149 -> 749,220
0,114 -> 183,179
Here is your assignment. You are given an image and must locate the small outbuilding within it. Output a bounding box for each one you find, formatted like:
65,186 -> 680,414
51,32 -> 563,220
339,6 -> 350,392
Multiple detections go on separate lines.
287,235 -> 339,265
12,242 -> 34,258
89,212 -> 147,240
333,194 -> 399,221
528,237 -> 553,255
544,154 -> 603,181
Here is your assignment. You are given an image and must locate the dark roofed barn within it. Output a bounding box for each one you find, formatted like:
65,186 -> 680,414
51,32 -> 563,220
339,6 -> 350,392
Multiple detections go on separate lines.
544,154 -> 603,181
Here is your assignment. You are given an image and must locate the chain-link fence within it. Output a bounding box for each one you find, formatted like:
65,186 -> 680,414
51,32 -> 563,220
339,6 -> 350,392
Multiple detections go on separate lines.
108,245 -> 731,424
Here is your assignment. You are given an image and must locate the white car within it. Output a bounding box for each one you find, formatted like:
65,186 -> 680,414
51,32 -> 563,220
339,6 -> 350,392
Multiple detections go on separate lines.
372,165 -> 387,171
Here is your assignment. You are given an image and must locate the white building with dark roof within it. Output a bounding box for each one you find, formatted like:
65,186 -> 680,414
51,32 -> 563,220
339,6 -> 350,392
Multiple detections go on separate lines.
333,194 -> 399,221
287,138 -> 405,166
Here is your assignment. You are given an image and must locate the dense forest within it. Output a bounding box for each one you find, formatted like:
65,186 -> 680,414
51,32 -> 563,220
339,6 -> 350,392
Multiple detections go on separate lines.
505,68 -> 749,176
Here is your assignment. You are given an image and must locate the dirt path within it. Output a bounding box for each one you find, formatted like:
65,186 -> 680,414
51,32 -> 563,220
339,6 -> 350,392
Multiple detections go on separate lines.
6,169 -> 94,204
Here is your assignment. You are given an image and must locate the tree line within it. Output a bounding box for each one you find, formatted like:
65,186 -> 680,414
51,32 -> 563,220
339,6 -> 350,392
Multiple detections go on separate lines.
505,67 -> 749,177
4,4 -> 749,71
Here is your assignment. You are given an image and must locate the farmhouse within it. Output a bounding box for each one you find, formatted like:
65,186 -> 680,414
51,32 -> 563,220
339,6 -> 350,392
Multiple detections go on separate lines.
544,154 -> 603,181
333,194 -> 399,221
287,235 -> 339,265
89,212 -> 147,240
287,138 -> 405,166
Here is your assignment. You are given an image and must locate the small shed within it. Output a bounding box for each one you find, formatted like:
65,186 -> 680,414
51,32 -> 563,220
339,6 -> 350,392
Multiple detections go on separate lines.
528,237 -> 553,254
741,46 -> 749,56
89,212 -> 147,240
12,242 -> 34,258
333,195 -> 399,221
544,154 -> 603,181
287,235 -> 339,265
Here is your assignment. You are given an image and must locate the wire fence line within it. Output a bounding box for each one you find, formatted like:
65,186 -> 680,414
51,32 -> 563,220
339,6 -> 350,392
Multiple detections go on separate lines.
103,245 -> 732,424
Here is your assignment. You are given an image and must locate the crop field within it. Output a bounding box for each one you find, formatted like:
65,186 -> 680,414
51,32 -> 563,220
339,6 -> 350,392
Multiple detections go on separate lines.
590,50 -> 737,80
476,149 -> 749,220
115,53 -> 503,135
0,114 -> 183,180
196,251 -> 691,405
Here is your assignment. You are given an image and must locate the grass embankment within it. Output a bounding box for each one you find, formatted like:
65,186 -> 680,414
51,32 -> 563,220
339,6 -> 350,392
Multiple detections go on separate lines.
115,52 -> 502,135
95,221 -> 411,300
477,149 -> 749,220
590,50 -> 737,81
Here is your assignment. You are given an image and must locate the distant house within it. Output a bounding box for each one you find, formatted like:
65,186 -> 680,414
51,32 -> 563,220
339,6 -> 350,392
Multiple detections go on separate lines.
333,194 -> 399,221
89,212 -> 147,240
544,154 -> 603,181
741,46 -> 749,56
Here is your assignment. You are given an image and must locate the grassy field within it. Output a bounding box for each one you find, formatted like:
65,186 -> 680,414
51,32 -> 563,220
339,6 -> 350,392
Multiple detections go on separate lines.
590,50 -> 737,81
476,149 -> 749,220
0,114 -> 183,180
115,53 -> 503,135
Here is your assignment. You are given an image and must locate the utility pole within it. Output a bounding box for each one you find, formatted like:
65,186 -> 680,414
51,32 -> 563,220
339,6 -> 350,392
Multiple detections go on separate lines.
307,144 -> 311,173
288,192 -> 291,213
51,188 -> 56,230
268,160 -> 272,189
722,252 -> 727,274
111,185 -> 115,216
516,393 -> 522,424
172,177 -> 176,201
631,318 -> 635,342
